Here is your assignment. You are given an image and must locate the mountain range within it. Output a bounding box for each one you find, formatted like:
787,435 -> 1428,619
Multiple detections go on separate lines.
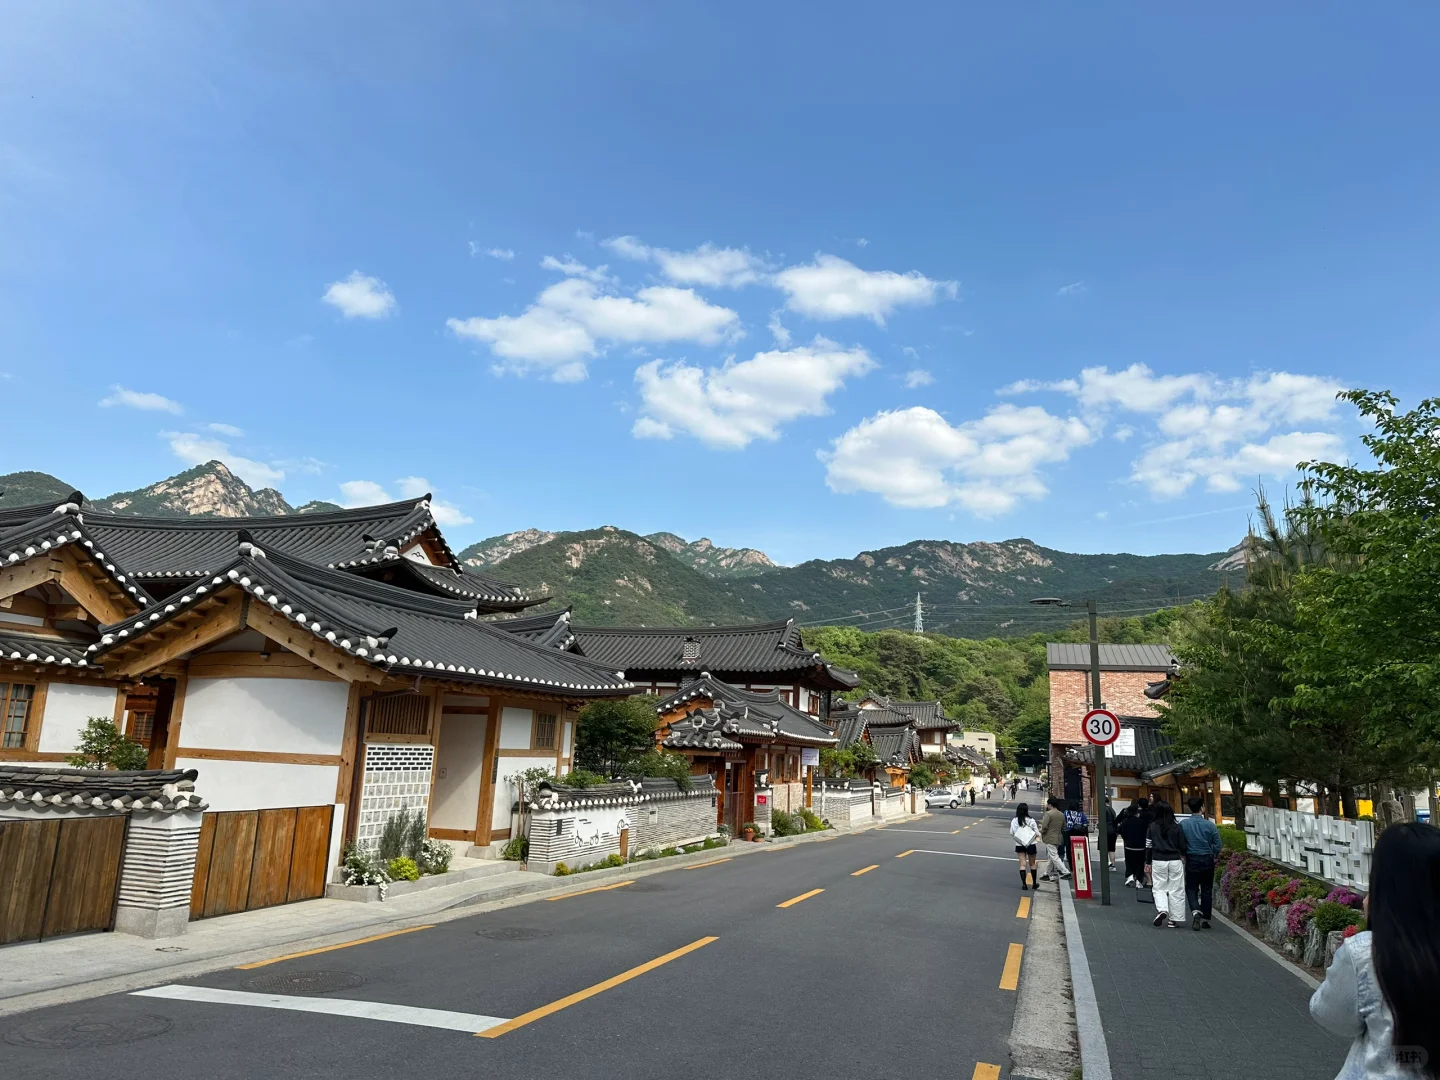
1,462 -> 1238,637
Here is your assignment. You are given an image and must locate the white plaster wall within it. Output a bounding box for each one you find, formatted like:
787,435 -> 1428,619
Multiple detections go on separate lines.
562,721 -> 573,758
431,712 -> 487,833
175,758 -> 338,812
37,682 -> 118,754
181,678 -> 348,754
498,706 -> 533,749
492,754 -> 555,830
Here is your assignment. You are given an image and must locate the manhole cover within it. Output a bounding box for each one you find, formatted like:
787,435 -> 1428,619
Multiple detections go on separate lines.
241,971 -> 367,994
6,1014 -> 172,1049
475,927 -> 551,941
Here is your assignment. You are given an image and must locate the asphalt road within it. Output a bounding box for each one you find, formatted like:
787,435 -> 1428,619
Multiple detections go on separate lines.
0,800 -> 1039,1080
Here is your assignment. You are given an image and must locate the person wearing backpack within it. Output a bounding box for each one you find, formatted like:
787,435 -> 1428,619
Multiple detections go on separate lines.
1038,797 -> 1070,880
1064,799 -> 1091,876
1010,802 -> 1041,890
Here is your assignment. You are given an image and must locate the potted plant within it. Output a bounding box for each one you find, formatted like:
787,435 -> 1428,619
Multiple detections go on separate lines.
742,822 -> 759,842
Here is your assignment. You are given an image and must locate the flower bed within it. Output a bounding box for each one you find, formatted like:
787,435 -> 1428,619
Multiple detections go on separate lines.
1216,850 -> 1365,970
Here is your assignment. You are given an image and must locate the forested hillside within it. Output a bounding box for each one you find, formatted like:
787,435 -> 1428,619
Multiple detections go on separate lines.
804,605 -> 1203,770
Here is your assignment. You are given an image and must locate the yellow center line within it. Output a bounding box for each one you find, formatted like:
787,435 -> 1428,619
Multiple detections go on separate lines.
999,942 -> 1024,990
1016,896 -> 1031,919
236,925 -> 433,970
851,864 -> 879,876
973,1064 -> 1001,1080
477,936 -> 717,1038
951,829 -> 961,834
963,824 -> 974,829
545,881 -> 634,901
895,849 -> 915,858
776,888 -> 824,908
682,858 -> 732,870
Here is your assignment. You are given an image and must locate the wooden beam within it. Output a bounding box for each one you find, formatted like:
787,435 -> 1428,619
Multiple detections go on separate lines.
23,679 -> 48,754
476,695 -> 502,847
187,650 -> 339,681
111,597 -> 246,678
161,673 -> 187,769
57,548 -> 135,624
335,683 -> 363,805
244,604 -> 385,685
0,556 -> 62,604
175,747 -> 343,766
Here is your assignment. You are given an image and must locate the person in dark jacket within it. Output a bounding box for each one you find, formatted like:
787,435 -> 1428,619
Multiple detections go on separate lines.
1103,797 -> 1118,871
1145,801 -> 1189,927
1116,797 -> 1152,886
1179,794 -> 1224,929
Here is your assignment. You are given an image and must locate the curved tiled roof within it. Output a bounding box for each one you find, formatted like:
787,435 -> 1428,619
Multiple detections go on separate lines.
354,555 -> 538,611
78,498 -> 442,582
572,618 -> 859,688
0,505 -> 155,608
0,766 -> 208,814
488,609 -> 576,650
859,694 -> 952,729
659,673 -> 837,750
0,630 -> 95,669
91,543 -> 634,696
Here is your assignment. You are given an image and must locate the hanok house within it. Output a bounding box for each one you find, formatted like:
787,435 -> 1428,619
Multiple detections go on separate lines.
567,619 -> 859,720
829,699 -> 922,787
1063,714 -> 1219,818
0,493 -> 633,923
654,673 -> 837,834
1046,642 -> 1177,806
854,692 -> 958,763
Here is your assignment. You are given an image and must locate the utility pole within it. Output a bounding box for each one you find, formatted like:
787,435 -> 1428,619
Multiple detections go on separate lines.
1089,598 -> 1112,906
913,592 -> 924,635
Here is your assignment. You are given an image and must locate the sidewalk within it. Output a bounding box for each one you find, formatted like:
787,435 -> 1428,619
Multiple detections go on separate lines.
1068,879 -> 1349,1080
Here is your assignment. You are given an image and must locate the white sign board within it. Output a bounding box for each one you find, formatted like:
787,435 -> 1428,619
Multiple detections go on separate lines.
1113,727 -> 1136,758
801,747 -> 820,767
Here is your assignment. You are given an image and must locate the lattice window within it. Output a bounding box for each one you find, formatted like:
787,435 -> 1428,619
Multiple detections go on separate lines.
681,637 -> 700,661
534,712 -> 557,750
367,693 -> 431,736
126,710 -> 156,746
1,683 -> 35,749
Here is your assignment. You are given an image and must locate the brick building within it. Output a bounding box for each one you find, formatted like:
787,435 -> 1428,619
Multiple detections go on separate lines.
1046,643 -> 1176,804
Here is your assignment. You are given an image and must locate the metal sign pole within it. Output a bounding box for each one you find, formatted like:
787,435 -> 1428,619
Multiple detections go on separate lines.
1088,598 -> 1112,907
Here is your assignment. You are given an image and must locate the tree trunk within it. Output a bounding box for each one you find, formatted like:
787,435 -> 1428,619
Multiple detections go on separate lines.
1227,776 -> 1248,827
1341,787 -> 1359,820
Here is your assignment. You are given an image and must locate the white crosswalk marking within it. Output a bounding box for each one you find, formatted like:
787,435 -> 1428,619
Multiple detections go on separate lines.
132,984 -> 509,1034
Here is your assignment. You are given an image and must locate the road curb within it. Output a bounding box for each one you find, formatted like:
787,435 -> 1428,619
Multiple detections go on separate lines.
1057,881 -> 1114,1080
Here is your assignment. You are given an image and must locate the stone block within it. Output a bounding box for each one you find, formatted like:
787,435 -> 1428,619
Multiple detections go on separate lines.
1303,923 -> 1326,968
1324,931 -> 1345,969
113,904 -> 190,939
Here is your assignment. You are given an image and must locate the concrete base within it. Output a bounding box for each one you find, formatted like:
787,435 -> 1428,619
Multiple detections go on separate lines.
114,904 -> 190,939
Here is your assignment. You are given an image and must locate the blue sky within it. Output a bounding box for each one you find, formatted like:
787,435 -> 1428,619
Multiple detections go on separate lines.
4,4 -> 1438,565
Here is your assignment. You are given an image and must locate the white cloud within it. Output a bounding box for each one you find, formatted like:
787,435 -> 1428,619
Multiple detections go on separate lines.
448,274 -> 741,382
165,433 -> 284,489
1057,281 -> 1086,296
822,404 -> 1095,515
322,271 -> 397,319
1005,364 -> 1348,497
604,235 -> 769,287
340,476 -> 473,525
767,312 -> 792,347
633,338 -> 875,449
207,422 -> 244,437
485,247 -> 514,260
540,254 -> 612,283
773,254 -> 957,324
904,370 -> 934,389
100,386 -> 183,414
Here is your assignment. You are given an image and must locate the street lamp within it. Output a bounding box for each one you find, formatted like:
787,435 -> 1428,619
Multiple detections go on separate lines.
1031,595 -> 1112,906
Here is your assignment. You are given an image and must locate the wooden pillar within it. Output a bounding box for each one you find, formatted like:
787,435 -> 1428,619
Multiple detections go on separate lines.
475,696 -> 502,848
159,674 -> 187,770
806,766 -> 813,809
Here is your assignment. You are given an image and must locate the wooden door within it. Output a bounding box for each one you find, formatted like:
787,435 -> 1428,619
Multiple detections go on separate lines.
0,816 -> 126,945
190,806 -> 334,920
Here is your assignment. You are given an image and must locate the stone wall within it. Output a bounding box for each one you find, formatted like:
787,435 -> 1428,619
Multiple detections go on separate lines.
815,784 -> 875,828
1246,805 -> 1374,888
769,781 -> 806,814
356,742 -> 434,850
525,776 -> 718,875
878,788 -> 908,820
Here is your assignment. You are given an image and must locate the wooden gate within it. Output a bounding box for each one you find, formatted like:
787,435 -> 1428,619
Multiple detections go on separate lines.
190,805 -> 333,920
0,816 -> 127,945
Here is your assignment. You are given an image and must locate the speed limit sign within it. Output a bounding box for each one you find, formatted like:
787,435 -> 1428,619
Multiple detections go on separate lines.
1082,708 -> 1120,746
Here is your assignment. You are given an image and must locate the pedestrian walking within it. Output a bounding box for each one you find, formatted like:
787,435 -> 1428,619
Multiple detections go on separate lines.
1064,799 -> 1090,874
1310,821 -> 1440,1079
1038,796 -> 1070,880
1115,797 -> 1152,886
1179,794 -> 1223,929
968,787 -> 975,806
1145,801 -> 1189,927
1010,802 -> 1041,890
1103,796 -> 1118,871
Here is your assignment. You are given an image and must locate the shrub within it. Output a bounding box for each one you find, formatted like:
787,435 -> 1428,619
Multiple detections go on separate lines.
67,716 -> 149,771
554,862 -> 572,876
702,836 -> 726,850
418,838 -> 453,875
404,811 -> 427,860
770,810 -> 798,837
501,836 -> 529,861
659,846 -> 678,858
560,768 -> 608,788
1218,825 -> 1248,852
741,821 -> 758,834
621,751 -> 692,789
1341,922 -> 1365,940
1312,901 -> 1366,935
1285,898 -> 1319,939
340,843 -> 391,897
1325,886 -> 1366,910
601,853 -> 624,868
797,807 -> 825,832
378,807 -> 412,862
387,856 -> 420,881
1266,879 -> 1300,907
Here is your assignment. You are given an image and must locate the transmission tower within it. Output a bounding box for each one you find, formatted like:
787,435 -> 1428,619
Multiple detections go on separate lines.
913,592 -> 924,634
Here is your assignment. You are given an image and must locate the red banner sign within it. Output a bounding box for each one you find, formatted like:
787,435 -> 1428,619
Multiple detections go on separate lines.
756,794 -> 768,806
1070,836 -> 1092,899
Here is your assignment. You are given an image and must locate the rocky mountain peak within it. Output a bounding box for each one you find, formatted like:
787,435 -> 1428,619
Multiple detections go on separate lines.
97,461 -> 293,517
642,531 -> 778,578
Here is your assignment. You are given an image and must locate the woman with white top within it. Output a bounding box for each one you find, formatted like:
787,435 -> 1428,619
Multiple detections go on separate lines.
1011,802 -> 1040,890
1310,821 -> 1440,1079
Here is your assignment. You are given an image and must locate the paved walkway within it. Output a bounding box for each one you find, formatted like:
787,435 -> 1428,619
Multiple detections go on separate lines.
1071,882 -> 1349,1080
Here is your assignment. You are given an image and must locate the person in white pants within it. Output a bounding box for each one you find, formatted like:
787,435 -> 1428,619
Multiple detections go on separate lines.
1144,801 -> 1190,927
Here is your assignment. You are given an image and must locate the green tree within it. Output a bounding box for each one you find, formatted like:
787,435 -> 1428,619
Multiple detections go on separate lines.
67,716 -> 149,771
573,695 -> 659,775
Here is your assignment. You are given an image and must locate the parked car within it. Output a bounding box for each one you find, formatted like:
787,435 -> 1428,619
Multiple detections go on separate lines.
924,787 -> 963,809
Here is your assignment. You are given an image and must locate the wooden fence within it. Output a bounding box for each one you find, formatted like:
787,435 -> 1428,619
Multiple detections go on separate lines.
189,805 -> 333,920
0,816 -> 128,945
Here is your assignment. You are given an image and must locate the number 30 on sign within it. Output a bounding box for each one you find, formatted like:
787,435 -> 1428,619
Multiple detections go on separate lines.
1081,708 -> 1120,746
